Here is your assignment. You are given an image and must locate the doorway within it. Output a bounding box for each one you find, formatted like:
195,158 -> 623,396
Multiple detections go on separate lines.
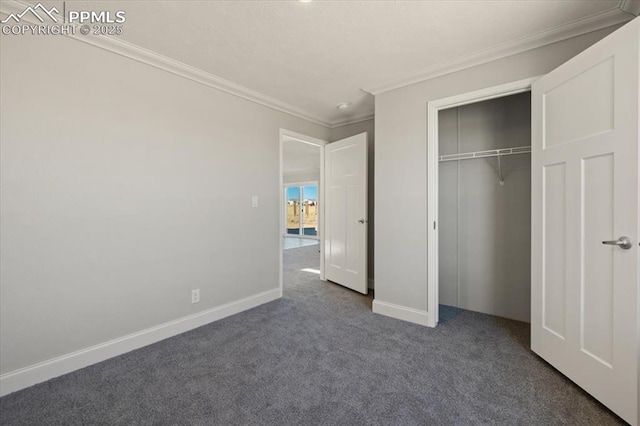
279,129 -> 369,298
279,129 -> 327,295
424,21 -> 639,424
426,77 -> 537,327
438,91 -> 531,322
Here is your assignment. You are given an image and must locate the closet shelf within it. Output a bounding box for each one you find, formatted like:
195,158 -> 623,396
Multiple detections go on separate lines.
439,145 -> 531,186
438,146 -> 531,162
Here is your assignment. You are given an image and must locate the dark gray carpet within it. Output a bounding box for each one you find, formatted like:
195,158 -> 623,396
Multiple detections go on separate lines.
0,245 -> 624,425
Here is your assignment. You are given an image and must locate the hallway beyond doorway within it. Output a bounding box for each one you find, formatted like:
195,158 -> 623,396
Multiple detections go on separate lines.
283,236 -> 319,250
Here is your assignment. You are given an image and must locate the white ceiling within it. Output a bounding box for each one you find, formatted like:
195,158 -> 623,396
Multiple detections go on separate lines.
282,137 -> 320,174
25,1 -> 637,126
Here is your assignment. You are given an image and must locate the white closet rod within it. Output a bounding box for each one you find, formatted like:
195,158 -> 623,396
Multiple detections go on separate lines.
439,145 -> 531,186
438,145 -> 531,163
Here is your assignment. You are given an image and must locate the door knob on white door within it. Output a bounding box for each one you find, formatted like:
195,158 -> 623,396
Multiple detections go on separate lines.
358,219 -> 367,224
602,236 -> 632,249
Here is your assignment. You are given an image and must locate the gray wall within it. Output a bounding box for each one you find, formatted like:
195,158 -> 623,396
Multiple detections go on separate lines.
374,26 -> 619,313
438,93 -> 531,322
0,34 -> 330,374
330,119 -> 375,283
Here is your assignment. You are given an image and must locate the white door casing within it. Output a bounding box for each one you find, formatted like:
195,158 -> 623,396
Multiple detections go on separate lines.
279,129 -> 327,293
325,133 -> 368,294
531,18 -> 639,425
426,78 -> 537,328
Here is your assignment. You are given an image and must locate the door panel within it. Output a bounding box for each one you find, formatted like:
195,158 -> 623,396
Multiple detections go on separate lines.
325,133 -> 367,294
582,154 -> 614,367
329,185 -> 346,268
542,162 -> 566,338
532,19 -> 639,425
543,57 -> 614,148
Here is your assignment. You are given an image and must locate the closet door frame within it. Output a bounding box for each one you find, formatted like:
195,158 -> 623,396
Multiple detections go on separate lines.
425,77 -> 538,327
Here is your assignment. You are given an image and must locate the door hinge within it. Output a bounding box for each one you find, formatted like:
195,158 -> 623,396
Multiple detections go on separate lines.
433,221 -> 436,230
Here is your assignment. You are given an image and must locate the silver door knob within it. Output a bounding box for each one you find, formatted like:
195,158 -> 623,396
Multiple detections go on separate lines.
602,236 -> 632,250
358,219 -> 367,224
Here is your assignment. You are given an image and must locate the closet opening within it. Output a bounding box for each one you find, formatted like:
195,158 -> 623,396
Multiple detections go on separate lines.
438,91 -> 531,322
426,78 -> 537,327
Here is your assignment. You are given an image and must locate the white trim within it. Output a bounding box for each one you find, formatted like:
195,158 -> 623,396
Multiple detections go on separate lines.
0,0 -> 371,129
363,8 -> 631,95
279,130 -> 328,290
372,300 -> 430,327
427,78 -> 539,110
619,0 -> 640,16
75,36 -> 332,127
426,77 -> 536,329
283,180 -> 318,187
427,102 -> 439,328
2,1 -> 628,126
0,0 -> 333,129
319,144 -> 326,282
281,129 -> 328,147
330,114 -> 375,129
0,288 -> 280,397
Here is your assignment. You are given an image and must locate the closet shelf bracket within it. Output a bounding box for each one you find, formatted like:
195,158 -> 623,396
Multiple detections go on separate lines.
497,155 -> 504,186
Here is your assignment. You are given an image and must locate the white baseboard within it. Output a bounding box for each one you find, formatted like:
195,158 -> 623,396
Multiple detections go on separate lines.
372,299 -> 432,327
0,288 -> 280,397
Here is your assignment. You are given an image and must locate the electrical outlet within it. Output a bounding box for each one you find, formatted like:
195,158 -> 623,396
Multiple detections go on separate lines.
191,289 -> 200,304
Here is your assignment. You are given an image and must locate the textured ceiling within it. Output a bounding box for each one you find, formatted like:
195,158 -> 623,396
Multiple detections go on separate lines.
43,1 -> 632,126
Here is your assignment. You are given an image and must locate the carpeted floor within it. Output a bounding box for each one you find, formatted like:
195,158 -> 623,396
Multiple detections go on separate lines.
0,245 -> 624,425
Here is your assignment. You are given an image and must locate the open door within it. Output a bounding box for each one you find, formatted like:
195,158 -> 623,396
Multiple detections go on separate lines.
531,18 -> 639,425
325,133 -> 368,294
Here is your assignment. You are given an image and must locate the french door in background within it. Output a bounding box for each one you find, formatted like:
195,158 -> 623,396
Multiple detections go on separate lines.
284,184 -> 319,237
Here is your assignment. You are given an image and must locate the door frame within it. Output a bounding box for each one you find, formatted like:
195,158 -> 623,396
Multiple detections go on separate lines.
279,129 -> 327,296
283,181 -> 320,239
425,77 -> 539,327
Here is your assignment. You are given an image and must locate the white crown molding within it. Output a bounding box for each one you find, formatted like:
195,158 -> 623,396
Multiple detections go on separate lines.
71,36 -> 333,128
363,7 -> 632,95
2,1 -> 634,131
619,0 -> 640,16
0,0 -> 334,128
330,113 -> 375,128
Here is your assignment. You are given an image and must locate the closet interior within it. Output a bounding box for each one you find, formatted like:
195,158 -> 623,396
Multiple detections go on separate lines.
438,92 -> 531,323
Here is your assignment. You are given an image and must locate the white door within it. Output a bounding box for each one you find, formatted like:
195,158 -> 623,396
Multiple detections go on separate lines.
531,19 -> 639,425
325,133 -> 368,294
